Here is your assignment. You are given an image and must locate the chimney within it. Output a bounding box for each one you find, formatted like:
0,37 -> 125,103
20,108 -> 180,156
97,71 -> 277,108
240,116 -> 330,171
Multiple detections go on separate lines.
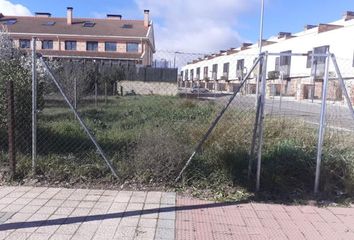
278,32 -> 291,38
144,10 -> 150,27
67,7 -> 73,25
304,24 -> 317,30
343,11 -> 354,21
318,23 -> 343,33
241,42 -> 252,50
107,14 -> 122,20
35,12 -> 51,18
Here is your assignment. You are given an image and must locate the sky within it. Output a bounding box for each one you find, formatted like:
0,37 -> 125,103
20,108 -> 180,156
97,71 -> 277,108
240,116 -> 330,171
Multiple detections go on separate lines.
1,0 -> 354,54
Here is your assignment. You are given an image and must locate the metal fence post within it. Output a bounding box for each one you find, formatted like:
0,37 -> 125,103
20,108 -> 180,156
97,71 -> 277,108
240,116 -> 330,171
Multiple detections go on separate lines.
104,81 -> 108,105
256,52 -> 268,192
314,52 -> 330,194
7,80 -> 16,178
95,82 -> 98,108
248,55 -> 263,181
31,37 -> 37,175
74,77 -> 77,109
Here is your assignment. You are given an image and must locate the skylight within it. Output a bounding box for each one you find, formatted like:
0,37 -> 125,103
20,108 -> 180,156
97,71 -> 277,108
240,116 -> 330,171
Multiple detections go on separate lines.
2,19 -> 17,25
122,24 -> 133,29
83,22 -> 95,27
43,21 -> 56,26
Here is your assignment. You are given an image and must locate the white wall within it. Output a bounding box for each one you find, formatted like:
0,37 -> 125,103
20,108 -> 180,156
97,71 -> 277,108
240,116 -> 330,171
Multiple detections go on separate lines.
181,18 -> 354,81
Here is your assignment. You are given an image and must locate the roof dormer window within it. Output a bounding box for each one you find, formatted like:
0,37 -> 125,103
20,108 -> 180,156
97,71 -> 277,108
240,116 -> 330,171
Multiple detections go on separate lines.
2,19 -> 17,25
83,22 -> 95,27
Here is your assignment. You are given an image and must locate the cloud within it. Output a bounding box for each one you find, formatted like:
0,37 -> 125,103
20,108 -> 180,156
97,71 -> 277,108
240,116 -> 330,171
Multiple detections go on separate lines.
135,0 -> 258,53
0,0 -> 31,16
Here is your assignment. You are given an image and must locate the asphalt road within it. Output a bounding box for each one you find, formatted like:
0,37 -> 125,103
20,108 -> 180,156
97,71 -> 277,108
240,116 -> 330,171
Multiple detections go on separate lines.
179,89 -> 354,132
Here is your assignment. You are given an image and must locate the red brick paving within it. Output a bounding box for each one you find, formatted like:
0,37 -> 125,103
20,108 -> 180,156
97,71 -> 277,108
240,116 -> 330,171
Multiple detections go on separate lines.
176,197 -> 354,240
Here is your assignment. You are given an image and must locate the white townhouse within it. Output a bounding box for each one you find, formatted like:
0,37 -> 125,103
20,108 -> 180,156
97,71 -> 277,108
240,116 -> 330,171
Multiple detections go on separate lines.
181,11 -> 354,102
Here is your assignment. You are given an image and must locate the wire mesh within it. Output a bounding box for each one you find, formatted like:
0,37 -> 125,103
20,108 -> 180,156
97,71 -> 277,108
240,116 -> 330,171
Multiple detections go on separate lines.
259,54 -> 322,195
0,34 -> 33,179
322,57 -> 354,195
1,40 -> 354,198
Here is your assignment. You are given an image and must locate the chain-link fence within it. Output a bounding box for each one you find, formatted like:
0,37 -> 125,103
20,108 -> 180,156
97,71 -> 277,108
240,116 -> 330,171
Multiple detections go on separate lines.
1,36 -> 354,198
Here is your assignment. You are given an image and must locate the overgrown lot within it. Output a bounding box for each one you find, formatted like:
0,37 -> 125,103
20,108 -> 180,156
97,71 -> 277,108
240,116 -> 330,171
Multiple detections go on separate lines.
1,95 -> 354,202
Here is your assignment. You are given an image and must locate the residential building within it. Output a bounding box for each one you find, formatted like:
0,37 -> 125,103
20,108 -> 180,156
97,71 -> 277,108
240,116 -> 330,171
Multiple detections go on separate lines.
181,11 -> 354,102
0,7 -> 155,65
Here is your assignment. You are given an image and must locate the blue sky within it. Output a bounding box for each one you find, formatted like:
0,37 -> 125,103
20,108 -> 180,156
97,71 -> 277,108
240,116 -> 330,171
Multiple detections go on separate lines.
1,0 -> 354,53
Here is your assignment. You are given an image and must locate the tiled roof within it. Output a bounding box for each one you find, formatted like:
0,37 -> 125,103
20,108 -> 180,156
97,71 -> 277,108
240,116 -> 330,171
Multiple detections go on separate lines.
0,16 -> 148,38
37,50 -> 142,60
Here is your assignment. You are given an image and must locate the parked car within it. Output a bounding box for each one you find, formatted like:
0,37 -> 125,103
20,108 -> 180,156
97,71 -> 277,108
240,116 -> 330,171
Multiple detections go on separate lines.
191,86 -> 209,93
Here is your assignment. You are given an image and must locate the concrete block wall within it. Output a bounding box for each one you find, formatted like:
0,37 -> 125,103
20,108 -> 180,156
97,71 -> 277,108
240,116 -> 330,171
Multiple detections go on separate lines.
118,81 -> 178,96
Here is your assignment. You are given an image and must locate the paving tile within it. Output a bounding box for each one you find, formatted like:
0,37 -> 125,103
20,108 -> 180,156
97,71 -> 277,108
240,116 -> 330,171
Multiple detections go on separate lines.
145,192 -> 162,204
49,234 -> 72,240
114,226 -> 137,240
94,224 -> 118,238
77,200 -> 96,208
27,233 -> 53,240
6,212 -> 32,222
134,226 -> 155,239
138,218 -> 157,228
155,227 -> 175,240
28,199 -> 49,206
36,206 -> 58,215
119,216 -> 140,227
5,232 -> 32,240
55,223 -> 81,235
35,225 -> 60,235
157,219 -> 175,229
54,207 -> 75,215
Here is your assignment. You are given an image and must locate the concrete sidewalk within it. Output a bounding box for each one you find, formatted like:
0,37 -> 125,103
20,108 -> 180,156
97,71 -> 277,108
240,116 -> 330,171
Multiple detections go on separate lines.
0,187 -> 354,240
176,197 -> 354,240
0,186 -> 175,240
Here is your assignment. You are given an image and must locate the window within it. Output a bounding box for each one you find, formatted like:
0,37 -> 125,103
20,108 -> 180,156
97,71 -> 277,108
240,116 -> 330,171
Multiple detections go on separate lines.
236,59 -> 244,71
181,71 -> 184,81
19,39 -> 30,49
185,70 -> 189,81
223,63 -> 229,79
122,24 -> 133,29
65,41 -> 77,51
42,40 -> 53,50
306,51 -> 312,68
312,45 -> 329,78
203,66 -> 209,79
190,69 -> 194,81
279,50 -> 291,76
280,50 -> 291,66
275,57 -> 280,71
105,42 -> 117,52
236,59 -> 244,78
83,22 -> 95,27
196,67 -> 200,80
126,43 -> 139,52
43,21 -> 55,26
212,64 -> 218,80
86,41 -> 98,51
313,45 -> 329,64
2,19 -> 17,25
